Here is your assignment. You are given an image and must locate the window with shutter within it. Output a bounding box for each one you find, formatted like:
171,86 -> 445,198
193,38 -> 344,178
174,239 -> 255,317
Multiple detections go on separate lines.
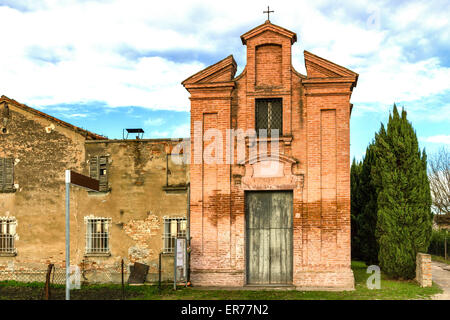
255,98 -> 282,137
0,158 -> 15,193
89,156 -> 109,192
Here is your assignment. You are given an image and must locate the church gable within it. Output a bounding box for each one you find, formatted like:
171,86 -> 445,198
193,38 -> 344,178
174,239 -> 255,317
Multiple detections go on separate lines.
304,50 -> 358,80
181,55 -> 237,87
240,21 -> 297,45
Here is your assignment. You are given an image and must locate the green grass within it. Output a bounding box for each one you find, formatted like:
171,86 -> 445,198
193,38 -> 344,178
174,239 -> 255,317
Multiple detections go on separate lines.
0,261 -> 442,300
128,261 -> 441,300
431,255 -> 450,265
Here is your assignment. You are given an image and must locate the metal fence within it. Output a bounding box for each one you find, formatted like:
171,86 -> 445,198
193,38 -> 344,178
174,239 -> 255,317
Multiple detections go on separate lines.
0,268 -> 66,285
0,254 -> 180,286
428,229 -> 448,259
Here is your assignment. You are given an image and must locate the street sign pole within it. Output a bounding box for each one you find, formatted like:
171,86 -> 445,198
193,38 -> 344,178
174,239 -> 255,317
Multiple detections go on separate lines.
65,170 -> 71,301
173,239 -> 177,290
64,169 -> 100,301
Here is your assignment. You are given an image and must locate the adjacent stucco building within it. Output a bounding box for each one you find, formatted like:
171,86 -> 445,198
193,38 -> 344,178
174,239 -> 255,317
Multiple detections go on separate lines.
0,96 -> 189,282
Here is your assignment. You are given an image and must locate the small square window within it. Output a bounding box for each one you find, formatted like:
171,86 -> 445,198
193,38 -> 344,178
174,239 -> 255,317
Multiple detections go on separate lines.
163,217 -> 187,254
255,98 -> 282,136
85,216 -> 111,255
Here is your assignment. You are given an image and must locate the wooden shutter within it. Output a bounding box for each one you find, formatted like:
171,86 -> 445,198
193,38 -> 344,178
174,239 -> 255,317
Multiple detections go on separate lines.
4,158 -> 14,192
0,158 -> 4,191
98,156 -> 108,192
89,156 -> 99,180
0,158 -> 14,192
89,156 -> 108,192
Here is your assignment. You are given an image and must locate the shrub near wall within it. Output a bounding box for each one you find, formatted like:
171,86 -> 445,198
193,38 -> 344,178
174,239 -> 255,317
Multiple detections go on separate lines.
428,229 -> 448,257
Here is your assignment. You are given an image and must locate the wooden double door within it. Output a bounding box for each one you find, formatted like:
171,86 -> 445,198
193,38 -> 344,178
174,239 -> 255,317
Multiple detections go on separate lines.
245,191 -> 293,285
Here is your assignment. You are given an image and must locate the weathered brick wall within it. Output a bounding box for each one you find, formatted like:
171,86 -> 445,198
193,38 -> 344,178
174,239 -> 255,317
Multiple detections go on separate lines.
255,44 -> 282,86
184,21 -> 357,290
416,253 -> 432,287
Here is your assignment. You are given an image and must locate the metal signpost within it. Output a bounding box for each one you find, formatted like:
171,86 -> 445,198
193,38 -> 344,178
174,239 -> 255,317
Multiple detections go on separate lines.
173,239 -> 177,290
65,170 -> 99,300
174,238 -> 187,290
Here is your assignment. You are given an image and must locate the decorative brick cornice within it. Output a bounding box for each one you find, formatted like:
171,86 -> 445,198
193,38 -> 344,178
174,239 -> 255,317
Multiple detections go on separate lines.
183,81 -> 235,90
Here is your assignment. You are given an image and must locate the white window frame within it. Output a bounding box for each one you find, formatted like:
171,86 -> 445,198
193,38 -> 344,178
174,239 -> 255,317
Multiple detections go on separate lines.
0,217 -> 17,256
84,216 -> 111,256
162,217 -> 187,254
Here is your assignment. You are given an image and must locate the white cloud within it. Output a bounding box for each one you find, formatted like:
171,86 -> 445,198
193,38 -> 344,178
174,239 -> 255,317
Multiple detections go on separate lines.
144,117 -> 165,126
62,113 -> 88,118
150,130 -> 169,138
421,135 -> 450,145
171,123 -> 190,138
0,1 -> 206,111
0,0 -> 448,118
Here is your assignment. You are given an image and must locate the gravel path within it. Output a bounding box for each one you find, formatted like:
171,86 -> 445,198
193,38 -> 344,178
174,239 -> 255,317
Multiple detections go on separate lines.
432,261 -> 450,300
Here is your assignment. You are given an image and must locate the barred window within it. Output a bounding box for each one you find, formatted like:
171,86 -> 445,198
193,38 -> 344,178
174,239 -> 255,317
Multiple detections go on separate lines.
163,217 -> 187,254
0,217 -> 16,255
0,158 -> 15,193
85,217 -> 111,255
89,156 -> 109,192
255,98 -> 282,136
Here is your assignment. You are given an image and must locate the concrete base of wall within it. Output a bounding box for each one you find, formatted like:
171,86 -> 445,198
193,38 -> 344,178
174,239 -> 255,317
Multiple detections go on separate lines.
293,269 -> 355,291
191,268 -> 355,291
190,270 -> 245,287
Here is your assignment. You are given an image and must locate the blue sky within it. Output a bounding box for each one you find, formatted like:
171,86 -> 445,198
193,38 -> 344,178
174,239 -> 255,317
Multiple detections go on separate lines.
0,0 -> 448,161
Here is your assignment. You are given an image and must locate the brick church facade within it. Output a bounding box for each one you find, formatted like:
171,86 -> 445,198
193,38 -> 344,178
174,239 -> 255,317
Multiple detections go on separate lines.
0,20 -> 357,289
183,20 -> 358,289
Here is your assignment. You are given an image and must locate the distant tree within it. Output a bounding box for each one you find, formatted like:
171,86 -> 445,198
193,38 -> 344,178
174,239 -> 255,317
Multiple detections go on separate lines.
428,147 -> 450,215
351,158 -> 363,259
373,105 -> 432,279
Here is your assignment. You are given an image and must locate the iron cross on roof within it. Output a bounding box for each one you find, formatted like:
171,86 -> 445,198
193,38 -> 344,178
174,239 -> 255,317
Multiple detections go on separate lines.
263,6 -> 274,21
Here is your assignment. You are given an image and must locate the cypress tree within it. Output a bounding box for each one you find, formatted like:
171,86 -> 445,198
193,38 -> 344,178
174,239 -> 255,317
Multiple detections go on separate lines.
351,158 -> 363,259
358,143 -> 380,265
373,105 -> 433,279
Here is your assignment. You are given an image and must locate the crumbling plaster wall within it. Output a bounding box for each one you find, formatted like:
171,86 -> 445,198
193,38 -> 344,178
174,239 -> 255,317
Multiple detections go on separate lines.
0,103 -> 189,281
0,104 -> 86,271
